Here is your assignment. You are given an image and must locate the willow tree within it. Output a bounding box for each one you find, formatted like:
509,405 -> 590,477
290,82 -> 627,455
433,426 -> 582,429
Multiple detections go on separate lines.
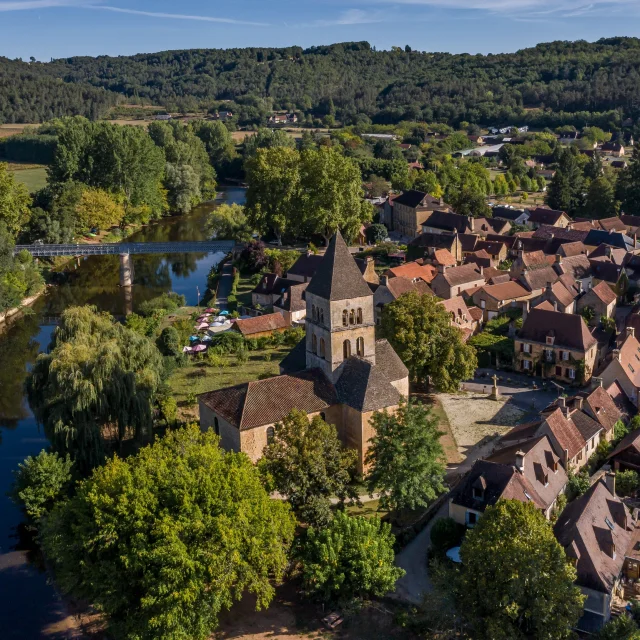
27,306 -> 164,473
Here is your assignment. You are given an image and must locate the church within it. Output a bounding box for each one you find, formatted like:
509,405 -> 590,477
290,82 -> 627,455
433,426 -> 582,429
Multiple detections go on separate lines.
198,231 -> 409,471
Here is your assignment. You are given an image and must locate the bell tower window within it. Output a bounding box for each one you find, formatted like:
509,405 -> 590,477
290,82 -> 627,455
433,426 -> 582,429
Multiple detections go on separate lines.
356,308 -> 363,324
320,309 -> 324,325
349,310 -> 356,325
312,304 -> 316,321
342,310 -> 348,327
356,337 -> 364,357
343,340 -> 351,360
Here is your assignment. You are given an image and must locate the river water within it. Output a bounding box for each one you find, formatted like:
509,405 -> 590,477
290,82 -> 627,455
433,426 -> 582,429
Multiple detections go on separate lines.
0,187 -> 246,639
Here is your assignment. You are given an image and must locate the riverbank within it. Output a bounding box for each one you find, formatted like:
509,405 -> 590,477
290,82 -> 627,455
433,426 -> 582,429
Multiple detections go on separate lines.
0,287 -> 47,329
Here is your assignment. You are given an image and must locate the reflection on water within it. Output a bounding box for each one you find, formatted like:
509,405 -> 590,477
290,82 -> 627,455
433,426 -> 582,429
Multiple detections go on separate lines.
0,188 -> 245,637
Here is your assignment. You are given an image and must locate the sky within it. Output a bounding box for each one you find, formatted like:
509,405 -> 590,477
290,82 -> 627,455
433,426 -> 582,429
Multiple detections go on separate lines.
2,0 -> 640,61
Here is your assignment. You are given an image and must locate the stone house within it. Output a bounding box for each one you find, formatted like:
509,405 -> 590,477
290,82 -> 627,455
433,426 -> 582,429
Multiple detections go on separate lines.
471,281 -> 531,322
576,281 -> 617,326
407,232 -> 463,262
251,273 -> 299,307
607,430 -> 640,472
373,276 -> 432,324
439,296 -> 478,341
527,207 -> 572,229
430,263 -> 485,299
515,308 -> 597,383
391,190 -> 452,238
273,282 -> 308,325
600,329 -> 640,411
286,252 -> 324,283
199,232 -> 409,472
385,261 -> 437,285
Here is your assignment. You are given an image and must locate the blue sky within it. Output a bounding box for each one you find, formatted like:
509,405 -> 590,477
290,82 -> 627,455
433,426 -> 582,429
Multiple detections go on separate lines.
2,0 -> 640,60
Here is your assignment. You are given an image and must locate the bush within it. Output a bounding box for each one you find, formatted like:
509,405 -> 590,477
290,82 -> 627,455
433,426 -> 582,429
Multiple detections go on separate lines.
245,339 -> 258,351
138,292 -> 185,318
10,450 -> 74,528
567,469 -> 590,500
210,331 -> 245,354
283,326 -> 305,346
157,326 -> 181,357
264,353 -> 272,362
617,470 -> 640,497
186,392 -> 197,407
271,331 -> 285,346
430,517 -> 465,555
365,223 -> 388,244
236,349 -> 249,365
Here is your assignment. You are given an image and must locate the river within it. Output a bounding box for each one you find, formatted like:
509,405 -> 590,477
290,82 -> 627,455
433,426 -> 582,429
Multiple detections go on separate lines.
0,187 -> 246,639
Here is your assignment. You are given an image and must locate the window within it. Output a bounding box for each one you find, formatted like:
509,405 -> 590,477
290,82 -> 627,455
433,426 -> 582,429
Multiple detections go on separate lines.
555,366 -> 562,376
466,511 -> 477,527
630,363 -> 636,374
545,349 -> 554,362
356,308 -> 363,324
320,309 -> 324,325
605,516 -> 615,531
312,305 -> 316,321
563,351 -> 570,361
343,340 -> 351,360
472,487 -> 484,499
568,368 -> 575,380
342,310 -> 348,327
214,417 -> 219,436
266,426 -> 275,444
553,461 -> 558,473
480,299 -> 486,309
522,360 -> 531,371
320,338 -> 326,358
312,334 -> 317,354
349,309 -> 356,325
546,336 -> 554,345
523,343 -> 531,354
356,337 -> 364,357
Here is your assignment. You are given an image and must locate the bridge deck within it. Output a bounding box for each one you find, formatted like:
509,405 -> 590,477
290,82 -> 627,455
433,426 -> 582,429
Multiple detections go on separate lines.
15,241 -> 236,257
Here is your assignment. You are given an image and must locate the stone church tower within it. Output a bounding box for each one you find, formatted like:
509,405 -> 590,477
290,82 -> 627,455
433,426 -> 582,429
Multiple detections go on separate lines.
304,232 -> 376,383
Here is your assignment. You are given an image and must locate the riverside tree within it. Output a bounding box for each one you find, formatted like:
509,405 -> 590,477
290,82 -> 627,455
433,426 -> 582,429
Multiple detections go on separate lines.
455,500 -> 584,640
0,162 -> 32,238
366,398 -> 446,513
380,291 -> 477,391
26,306 -> 165,472
261,409 -> 359,526
40,426 -> 296,640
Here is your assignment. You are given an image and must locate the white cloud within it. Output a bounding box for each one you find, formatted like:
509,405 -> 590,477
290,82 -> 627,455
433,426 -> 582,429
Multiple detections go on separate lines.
297,8 -> 387,27
89,5 -> 270,26
0,0 -> 85,10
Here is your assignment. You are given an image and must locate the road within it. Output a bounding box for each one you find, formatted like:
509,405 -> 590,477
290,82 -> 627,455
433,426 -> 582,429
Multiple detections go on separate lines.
216,263 -> 235,310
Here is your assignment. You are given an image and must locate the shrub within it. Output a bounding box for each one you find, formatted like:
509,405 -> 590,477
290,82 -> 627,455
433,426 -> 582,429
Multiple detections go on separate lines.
567,469 -> 590,500
245,339 -> 258,351
210,331 -> 245,354
138,292 -> 185,318
616,470 -> 640,497
186,392 -> 197,407
236,349 -> 249,365
283,326 -> 305,346
264,353 -> 272,362
157,326 -> 181,357
430,517 -> 465,555
271,331 -> 285,346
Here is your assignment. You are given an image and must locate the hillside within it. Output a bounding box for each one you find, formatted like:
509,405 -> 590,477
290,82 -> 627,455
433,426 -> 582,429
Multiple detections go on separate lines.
4,37 -> 640,126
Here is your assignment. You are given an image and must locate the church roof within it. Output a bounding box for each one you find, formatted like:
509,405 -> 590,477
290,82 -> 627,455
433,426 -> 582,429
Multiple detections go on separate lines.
336,357 -> 402,412
305,231 -> 373,301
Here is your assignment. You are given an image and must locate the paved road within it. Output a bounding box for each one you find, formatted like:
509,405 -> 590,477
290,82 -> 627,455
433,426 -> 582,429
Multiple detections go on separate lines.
216,263 -> 235,310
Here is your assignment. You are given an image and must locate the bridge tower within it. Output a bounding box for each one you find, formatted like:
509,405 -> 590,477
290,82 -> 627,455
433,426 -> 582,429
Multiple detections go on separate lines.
119,253 -> 134,287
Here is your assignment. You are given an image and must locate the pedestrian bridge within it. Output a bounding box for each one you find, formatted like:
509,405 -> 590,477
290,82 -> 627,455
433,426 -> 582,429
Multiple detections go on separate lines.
14,241 -> 236,257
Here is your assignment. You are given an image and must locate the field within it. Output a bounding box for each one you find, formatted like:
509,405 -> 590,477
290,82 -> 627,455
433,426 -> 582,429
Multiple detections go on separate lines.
0,123 -> 34,138
8,163 -> 48,192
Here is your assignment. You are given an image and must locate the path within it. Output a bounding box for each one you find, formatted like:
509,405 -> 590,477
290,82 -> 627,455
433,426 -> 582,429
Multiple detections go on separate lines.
216,263 -> 235,310
393,501 -> 449,604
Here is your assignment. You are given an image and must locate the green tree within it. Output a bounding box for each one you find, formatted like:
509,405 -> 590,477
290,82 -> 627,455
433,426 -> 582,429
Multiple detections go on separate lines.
206,202 -> 254,242
261,409 -> 359,526
596,615 -> 640,640
26,306 -> 165,472
430,517 -> 465,554
450,187 -> 491,218
0,162 -> 32,237
243,127 -> 295,161
245,146 -> 300,244
366,398 -> 445,513
616,470 -> 640,497
493,174 -> 509,197
584,176 -> 618,219
365,223 -> 388,244
156,326 -> 181,357
300,146 -> 372,245
74,186 -> 125,231
567,468 -> 591,500
546,146 -> 585,215
164,163 -> 201,215
617,145 -> 640,216
40,425 -> 296,640
413,170 -> 444,198
299,512 -> 404,604
10,450 -> 74,528
456,500 -> 584,640
380,291 -> 478,391
191,119 -> 237,173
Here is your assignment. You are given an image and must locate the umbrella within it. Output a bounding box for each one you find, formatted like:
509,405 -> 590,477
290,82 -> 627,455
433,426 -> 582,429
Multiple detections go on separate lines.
201,335 -> 212,342
182,346 -> 193,353
214,316 -> 226,322
219,310 -> 229,316
205,308 -> 216,313
196,323 -> 209,330
192,344 -> 207,352
189,335 -> 200,342
210,321 -> 225,327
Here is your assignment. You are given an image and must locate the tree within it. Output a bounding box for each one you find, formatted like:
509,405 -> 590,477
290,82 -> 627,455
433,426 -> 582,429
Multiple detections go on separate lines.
366,398 -> 445,512
413,170 -> 444,198
242,127 -> 295,161
299,512 -> 404,604
567,468 -> 591,500
0,162 -> 32,237
365,223 -> 388,244
74,187 -> 125,231
546,146 -> 585,215
300,146 -> 372,244
261,409 -> 359,526
455,500 -> 584,640
584,176 -> 617,219
40,425 -> 296,640
156,326 -> 181,357
164,163 -> 201,215
430,517 -> 465,554
616,470 -> 640,497
245,146 -> 300,244
580,305 -> 595,325
617,145 -> 640,216
26,306 -> 165,472
380,291 -> 478,391
10,450 -> 74,528
367,174 -> 391,198
191,119 -> 237,174
206,202 -> 253,242
450,187 -> 491,218
493,174 -> 509,197
596,615 -> 640,640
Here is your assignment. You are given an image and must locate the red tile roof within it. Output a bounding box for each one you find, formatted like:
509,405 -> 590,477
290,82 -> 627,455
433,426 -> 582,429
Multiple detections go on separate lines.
233,312 -> 288,336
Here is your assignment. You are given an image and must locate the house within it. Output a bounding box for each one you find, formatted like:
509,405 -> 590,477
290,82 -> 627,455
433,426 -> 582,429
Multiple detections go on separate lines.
273,283 -> 308,326
491,206 -> 530,226
473,240 -> 508,263
585,230 -> 636,251
558,241 -> 588,258
527,207 -> 572,229
607,429 -> 640,472
611,160 -> 628,169
554,254 -> 593,292
510,250 -> 554,278
517,265 -> 561,299
406,232 -> 463,262
515,308 -> 597,383
199,232 -> 409,472
602,142 -> 625,157
421,211 -> 475,235
430,248 -> 458,267
471,281 -> 531,321
598,217 -> 628,233
430,263 -> 485,299
600,329 -> 640,411
232,312 -> 289,338
464,249 -> 496,269
448,435 -> 568,527
391,190 -> 453,238
590,261 -> 627,296
543,280 -> 578,313
385,261 -> 437,284
468,135 -> 484,144
251,273 -> 299,307
576,281 -> 617,326
439,296 -> 478,341
590,244 -> 627,266
286,252 -> 324,283
373,276 -> 433,323
554,475 -> 636,634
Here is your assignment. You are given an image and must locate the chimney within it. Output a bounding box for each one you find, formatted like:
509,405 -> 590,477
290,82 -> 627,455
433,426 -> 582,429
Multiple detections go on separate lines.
479,265 -> 484,277
553,301 -> 558,312
606,246 -> 612,259
577,280 -> 583,294
613,349 -> 621,361
515,450 -> 525,473
604,471 -> 616,496
555,254 -> 562,264
627,326 -> 636,340
575,397 -> 584,411
558,397 -> 566,409
522,300 -> 530,324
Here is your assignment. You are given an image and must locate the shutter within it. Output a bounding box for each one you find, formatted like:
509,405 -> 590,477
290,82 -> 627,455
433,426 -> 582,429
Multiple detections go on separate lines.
520,343 -> 524,352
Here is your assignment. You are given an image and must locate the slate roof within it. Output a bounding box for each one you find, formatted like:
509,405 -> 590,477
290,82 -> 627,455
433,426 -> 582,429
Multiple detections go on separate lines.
533,225 -> 589,243
374,338 -> 409,382
475,240 -> 506,257
385,276 -> 433,299
424,210 -> 471,234
276,282 -> 308,312
607,428 -> 640,461
233,312 -> 288,336
519,265 -> 560,292
492,206 -> 529,222
408,233 -> 457,251
584,230 -> 634,250
518,308 -> 596,351
278,338 -> 306,374
286,253 -> 324,279
252,273 -> 299,296
555,254 -> 592,280
394,190 -> 443,209
305,231 -> 373,301
459,233 -> 479,252
438,263 -> 483,287
613,333 -> 640,388
554,479 -> 634,594
589,244 -> 627,266
335,357 -> 401,412
528,207 -> 569,225
589,260 -> 623,285
199,369 -> 338,430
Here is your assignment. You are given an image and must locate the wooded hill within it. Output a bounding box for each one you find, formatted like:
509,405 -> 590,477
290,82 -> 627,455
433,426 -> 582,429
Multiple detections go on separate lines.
5,37 -> 640,126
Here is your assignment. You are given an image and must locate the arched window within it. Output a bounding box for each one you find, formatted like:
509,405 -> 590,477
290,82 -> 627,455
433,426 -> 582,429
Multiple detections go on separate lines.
312,304 -> 316,321
356,308 -> 363,324
342,309 -> 349,327
320,309 -> 324,325
214,416 -> 219,436
266,426 -> 275,444
320,338 -> 326,358
349,309 -> 356,325
343,340 -> 351,360
356,337 -> 365,357
312,334 -> 317,353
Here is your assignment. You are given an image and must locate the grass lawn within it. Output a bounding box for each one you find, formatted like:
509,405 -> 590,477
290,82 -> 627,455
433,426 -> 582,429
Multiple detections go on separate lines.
9,164 -> 48,192
347,499 -> 384,519
234,272 -> 258,309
